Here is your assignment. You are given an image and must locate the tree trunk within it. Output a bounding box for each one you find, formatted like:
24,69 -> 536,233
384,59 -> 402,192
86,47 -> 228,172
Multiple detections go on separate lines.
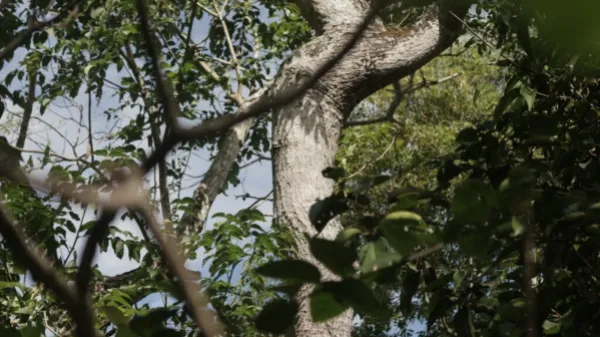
273,88 -> 352,337
271,2 -> 469,336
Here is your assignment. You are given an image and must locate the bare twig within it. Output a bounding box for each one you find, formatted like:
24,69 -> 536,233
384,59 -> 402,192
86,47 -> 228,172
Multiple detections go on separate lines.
212,0 -> 243,100
345,73 -> 460,128
345,135 -> 397,180
345,81 -> 403,127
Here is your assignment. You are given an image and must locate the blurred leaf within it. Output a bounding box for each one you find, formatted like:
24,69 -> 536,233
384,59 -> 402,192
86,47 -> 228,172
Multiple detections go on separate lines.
310,290 -> 349,322
379,211 -> 424,256
520,85 -> 537,111
310,238 -> 356,276
256,260 -> 321,283
255,299 -> 298,334
542,320 -> 561,335
20,320 -> 44,337
453,308 -> 476,337
102,305 -> 129,326
324,279 -> 391,319
336,227 -> 362,242
400,270 -> 420,315
453,270 -> 466,289
359,239 -> 402,273
451,180 -> 497,224
309,195 -> 349,232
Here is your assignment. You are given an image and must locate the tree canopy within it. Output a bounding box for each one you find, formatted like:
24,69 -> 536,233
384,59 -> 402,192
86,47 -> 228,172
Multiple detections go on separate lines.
1,1 -> 600,337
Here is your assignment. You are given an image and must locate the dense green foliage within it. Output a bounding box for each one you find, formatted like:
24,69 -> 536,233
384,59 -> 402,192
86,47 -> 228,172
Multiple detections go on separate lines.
2,0 -> 600,337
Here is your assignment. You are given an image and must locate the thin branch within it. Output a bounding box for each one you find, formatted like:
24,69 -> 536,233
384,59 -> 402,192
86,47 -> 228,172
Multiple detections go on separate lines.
345,135 -> 397,180
75,210 -> 116,295
345,73 -> 460,128
212,0 -> 243,100
345,81 -> 403,127
247,190 -> 273,209
0,200 -> 97,337
87,90 -> 94,161
448,11 -> 519,65
138,205 -> 222,337
136,0 -> 386,142
16,71 -> 37,148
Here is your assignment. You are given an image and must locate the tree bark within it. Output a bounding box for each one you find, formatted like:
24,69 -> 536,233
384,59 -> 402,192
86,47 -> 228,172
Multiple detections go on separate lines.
272,2 -> 469,336
179,117 -> 254,234
273,88 -> 351,337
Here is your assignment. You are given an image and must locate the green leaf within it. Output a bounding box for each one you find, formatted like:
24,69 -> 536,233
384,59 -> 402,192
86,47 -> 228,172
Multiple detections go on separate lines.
115,326 -> 136,337
324,279 -> 391,319
493,87 -> 520,118
511,216 -> 525,236
379,211 -> 423,256
255,299 -> 298,334
427,293 -> 453,327
90,7 -> 105,19
359,239 -> 402,273
309,238 -> 356,276
256,260 -> 321,283
322,167 -> 346,181
453,270 -> 466,289
114,239 -> 125,259
400,270 -> 420,315
308,195 -> 349,232
0,281 -> 25,291
390,192 -> 421,210
310,290 -> 349,322
457,232 -> 491,259
336,227 -> 362,242
542,320 -> 561,335
103,305 -> 129,326
453,308 -> 476,337
451,180 -> 497,224
0,328 -> 19,337
20,320 -> 44,337
520,85 -> 537,111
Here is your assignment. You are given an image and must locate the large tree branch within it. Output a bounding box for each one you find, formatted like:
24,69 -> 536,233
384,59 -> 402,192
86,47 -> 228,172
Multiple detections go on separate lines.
294,0 -> 370,33
179,117 -> 255,235
353,3 -> 470,100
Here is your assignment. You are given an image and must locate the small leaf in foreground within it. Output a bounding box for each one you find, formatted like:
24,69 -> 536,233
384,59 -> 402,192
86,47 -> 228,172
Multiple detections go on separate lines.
310,290 -> 350,322
255,299 -> 299,334
359,240 -> 402,273
256,259 -> 321,283
310,238 -> 356,276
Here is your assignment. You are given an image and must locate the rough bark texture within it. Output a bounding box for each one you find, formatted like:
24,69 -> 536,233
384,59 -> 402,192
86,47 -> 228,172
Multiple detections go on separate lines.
272,2 -> 468,336
273,89 -> 351,337
179,117 -> 254,234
